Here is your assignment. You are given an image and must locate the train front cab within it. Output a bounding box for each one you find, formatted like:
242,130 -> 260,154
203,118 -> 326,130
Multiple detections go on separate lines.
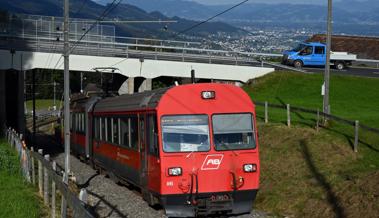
154,84 -> 260,217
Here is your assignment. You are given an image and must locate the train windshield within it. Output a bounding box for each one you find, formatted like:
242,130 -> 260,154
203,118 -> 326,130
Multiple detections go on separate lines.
212,113 -> 256,151
161,115 -> 210,152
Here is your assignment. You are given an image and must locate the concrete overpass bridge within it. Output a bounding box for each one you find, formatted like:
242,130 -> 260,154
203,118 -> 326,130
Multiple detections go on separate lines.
0,14 -> 275,135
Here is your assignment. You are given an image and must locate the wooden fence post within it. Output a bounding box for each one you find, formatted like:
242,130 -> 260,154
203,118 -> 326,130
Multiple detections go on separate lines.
354,120 -> 359,152
31,147 -> 36,185
61,172 -> 67,218
265,101 -> 268,123
38,149 -> 43,197
44,154 -> 50,206
52,161 -> 56,218
316,109 -> 320,132
287,104 -> 291,127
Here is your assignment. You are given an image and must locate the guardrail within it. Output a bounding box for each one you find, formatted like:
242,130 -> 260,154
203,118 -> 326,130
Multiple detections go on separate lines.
5,128 -> 94,218
2,31 -> 379,73
256,101 -> 379,152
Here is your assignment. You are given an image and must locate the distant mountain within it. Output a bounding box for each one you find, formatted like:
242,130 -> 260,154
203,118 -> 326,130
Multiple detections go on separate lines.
124,0 -> 217,21
122,0 -> 379,24
0,0 -> 241,39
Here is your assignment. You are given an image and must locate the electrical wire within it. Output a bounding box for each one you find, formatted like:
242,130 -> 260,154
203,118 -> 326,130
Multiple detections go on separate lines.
45,0 -> 89,71
70,0 -> 122,53
50,0 -> 123,72
175,0 -> 249,36
109,0 -> 249,69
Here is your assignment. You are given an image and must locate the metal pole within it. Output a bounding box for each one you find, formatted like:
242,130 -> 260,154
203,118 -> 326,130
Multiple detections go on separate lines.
32,69 -> 36,145
53,81 -> 56,109
323,0 -> 333,121
191,69 -> 195,84
62,0 -> 70,217
80,72 -> 83,93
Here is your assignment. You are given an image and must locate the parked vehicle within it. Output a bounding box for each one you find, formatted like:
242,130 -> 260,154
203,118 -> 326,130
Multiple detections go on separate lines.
65,83 -> 260,217
282,42 -> 357,70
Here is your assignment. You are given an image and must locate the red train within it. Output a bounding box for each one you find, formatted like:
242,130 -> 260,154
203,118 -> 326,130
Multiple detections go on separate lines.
67,83 -> 260,217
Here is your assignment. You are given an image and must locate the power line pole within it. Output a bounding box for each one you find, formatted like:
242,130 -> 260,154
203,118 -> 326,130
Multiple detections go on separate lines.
323,0 -> 333,121
62,0 -> 70,217
53,81 -> 56,109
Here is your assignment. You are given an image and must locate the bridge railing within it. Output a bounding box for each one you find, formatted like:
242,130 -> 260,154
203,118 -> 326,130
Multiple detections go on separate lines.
0,33 -> 273,65
2,25 -> 379,70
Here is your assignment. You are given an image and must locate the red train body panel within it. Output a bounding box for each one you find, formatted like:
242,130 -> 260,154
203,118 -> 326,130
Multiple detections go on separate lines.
67,83 -> 260,217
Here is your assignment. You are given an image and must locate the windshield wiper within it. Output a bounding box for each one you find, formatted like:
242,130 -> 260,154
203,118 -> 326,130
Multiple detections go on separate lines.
217,142 -> 238,156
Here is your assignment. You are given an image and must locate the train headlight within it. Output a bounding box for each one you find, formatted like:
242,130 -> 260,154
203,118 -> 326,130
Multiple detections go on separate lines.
201,91 -> 215,99
243,164 -> 257,173
168,167 -> 182,176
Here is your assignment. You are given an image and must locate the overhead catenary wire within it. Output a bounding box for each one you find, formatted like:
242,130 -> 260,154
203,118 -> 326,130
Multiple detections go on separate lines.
109,0 -> 250,69
70,0 -> 123,53
45,0 -> 90,70
174,0 -> 250,36
50,0 -> 123,71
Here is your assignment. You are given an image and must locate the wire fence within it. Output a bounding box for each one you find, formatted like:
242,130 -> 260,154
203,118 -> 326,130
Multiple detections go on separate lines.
5,128 -> 94,218
255,101 -> 379,152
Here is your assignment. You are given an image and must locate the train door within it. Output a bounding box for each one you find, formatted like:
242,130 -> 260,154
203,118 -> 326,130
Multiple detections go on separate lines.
139,114 -> 148,189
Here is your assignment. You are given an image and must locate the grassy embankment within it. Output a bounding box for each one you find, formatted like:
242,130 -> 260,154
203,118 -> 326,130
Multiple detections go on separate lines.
26,99 -> 62,112
243,72 -> 379,217
0,139 -> 43,218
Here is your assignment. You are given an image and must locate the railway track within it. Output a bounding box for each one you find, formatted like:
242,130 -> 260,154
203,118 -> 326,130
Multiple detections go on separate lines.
49,149 -> 269,218
27,129 -> 270,218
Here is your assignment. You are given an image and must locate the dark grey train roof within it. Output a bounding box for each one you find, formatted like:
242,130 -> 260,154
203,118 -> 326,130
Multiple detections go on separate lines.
94,87 -> 171,113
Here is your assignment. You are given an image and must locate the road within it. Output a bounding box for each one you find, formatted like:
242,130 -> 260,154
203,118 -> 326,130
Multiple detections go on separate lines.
303,66 -> 379,78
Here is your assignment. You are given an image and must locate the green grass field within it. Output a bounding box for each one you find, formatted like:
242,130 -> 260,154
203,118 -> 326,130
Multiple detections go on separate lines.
26,99 -> 62,112
256,124 -> 379,217
0,139 -> 43,218
244,72 -> 379,217
244,71 -> 379,128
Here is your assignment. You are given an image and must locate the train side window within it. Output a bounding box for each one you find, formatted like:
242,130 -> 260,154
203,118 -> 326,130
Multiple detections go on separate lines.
76,113 -> 81,132
139,116 -> 145,149
78,113 -> 81,132
94,117 -> 99,140
130,116 -> 138,150
75,113 -> 79,132
112,118 -> 119,144
128,118 -> 132,148
147,114 -> 159,156
107,118 -> 112,143
83,113 -> 86,132
102,117 -> 107,141
100,117 -> 103,141
105,118 -> 108,141
120,117 -> 130,148
118,118 -> 121,145
79,113 -> 82,132
79,113 -> 83,132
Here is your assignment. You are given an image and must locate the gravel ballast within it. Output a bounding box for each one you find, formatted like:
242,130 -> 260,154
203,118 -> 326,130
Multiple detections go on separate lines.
53,153 -> 268,218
